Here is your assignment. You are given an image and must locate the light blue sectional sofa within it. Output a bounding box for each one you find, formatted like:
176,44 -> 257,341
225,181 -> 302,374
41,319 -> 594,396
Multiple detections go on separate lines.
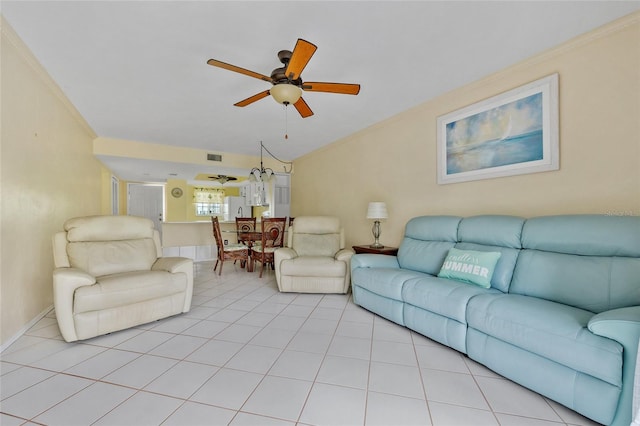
351,215 -> 640,426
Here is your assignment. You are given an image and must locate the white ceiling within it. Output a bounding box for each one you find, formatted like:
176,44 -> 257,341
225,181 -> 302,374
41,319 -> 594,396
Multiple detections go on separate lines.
3,1 -> 639,183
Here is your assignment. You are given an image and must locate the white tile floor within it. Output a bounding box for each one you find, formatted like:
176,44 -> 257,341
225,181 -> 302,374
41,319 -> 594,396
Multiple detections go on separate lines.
1,261 -> 602,426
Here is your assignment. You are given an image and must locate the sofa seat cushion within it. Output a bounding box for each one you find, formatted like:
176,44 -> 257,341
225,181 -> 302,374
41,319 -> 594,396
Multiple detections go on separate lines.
280,256 -> 346,278
352,267 -> 431,301
467,293 -> 622,387
403,276 -> 500,323
74,270 -> 187,314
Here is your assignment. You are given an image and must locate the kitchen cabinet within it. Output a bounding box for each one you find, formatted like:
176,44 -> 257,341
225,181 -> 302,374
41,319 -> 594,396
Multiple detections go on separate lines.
223,196 -> 250,221
244,182 -> 269,207
242,174 -> 290,216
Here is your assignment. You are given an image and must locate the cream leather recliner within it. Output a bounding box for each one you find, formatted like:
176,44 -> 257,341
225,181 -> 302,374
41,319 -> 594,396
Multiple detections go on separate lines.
52,215 -> 193,342
274,216 -> 354,293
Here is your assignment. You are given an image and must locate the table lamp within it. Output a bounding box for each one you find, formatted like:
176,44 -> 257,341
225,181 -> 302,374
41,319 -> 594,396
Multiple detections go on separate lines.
366,202 -> 388,248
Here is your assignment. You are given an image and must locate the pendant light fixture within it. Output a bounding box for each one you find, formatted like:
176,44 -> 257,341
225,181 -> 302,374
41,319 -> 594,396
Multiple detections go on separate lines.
248,141 -> 275,184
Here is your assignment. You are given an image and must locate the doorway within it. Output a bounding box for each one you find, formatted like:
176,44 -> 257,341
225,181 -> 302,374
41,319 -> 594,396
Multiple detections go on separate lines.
127,183 -> 164,237
111,175 -> 119,215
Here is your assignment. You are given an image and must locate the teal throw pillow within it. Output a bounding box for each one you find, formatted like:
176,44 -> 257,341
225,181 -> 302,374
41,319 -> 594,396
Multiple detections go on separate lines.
438,248 -> 501,288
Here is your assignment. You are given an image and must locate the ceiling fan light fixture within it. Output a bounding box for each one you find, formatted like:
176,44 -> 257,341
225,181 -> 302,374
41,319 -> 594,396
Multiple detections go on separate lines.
208,38 -> 359,118
270,83 -> 302,105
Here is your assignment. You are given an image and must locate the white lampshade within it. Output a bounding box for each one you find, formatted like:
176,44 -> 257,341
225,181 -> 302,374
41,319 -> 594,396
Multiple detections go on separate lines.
366,202 -> 388,220
270,84 -> 302,105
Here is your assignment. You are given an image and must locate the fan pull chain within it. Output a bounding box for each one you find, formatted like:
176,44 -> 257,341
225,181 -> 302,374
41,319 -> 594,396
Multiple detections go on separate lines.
284,104 -> 289,140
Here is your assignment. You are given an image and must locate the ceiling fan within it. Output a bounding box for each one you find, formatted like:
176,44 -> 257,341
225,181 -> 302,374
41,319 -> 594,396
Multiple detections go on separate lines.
207,39 -> 360,118
208,175 -> 237,184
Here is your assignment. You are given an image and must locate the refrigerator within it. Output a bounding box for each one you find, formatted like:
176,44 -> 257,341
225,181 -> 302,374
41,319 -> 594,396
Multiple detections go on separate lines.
223,196 -> 250,221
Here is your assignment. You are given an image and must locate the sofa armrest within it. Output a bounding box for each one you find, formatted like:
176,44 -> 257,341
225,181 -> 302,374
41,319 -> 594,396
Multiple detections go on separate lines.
351,253 -> 400,271
53,268 -> 96,342
588,306 -> 640,426
152,257 -> 194,312
588,306 -> 640,345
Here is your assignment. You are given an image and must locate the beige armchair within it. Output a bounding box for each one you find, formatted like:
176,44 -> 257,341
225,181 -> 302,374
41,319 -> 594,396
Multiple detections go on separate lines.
274,216 -> 354,293
52,215 -> 193,342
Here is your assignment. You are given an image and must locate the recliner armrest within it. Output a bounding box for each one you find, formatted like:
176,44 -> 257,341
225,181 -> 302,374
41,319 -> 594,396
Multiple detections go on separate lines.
152,256 -> 192,273
335,248 -> 355,262
274,247 -> 297,285
152,257 -> 194,312
275,247 -> 297,261
53,267 -> 96,342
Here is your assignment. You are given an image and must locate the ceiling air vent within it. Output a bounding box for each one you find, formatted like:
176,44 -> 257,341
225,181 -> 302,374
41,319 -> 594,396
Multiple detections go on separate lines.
207,153 -> 222,162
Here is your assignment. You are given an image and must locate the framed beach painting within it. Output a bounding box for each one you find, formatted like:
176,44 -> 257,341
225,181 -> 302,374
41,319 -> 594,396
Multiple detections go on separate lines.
437,73 -> 559,184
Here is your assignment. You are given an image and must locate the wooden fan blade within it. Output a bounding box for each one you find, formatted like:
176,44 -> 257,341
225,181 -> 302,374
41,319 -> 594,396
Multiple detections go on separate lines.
285,39 -> 317,81
207,59 -> 273,83
302,82 -> 361,95
234,90 -> 270,107
293,97 -> 314,118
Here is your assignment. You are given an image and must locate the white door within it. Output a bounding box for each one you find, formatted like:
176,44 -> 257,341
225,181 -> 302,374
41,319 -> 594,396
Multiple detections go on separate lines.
127,183 -> 164,236
111,175 -> 119,215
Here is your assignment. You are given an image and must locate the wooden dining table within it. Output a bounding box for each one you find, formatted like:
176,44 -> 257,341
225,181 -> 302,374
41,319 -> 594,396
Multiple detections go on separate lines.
226,230 -> 263,272
237,231 -> 263,246
222,228 -> 287,273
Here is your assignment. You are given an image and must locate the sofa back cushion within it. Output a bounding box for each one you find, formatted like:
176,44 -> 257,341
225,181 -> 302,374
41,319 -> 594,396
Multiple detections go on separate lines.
67,240 -> 158,277
510,215 -> 640,312
291,216 -> 342,257
64,215 -> 159,277
398,216 -> 461,275
65,215 -> 156,241
455,215 -> 525,292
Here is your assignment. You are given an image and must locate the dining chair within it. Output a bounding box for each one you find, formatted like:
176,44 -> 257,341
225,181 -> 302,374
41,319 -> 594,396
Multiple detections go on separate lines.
235,217 -> 257,267
235,217 -> 257,244
251,217 -> 287,278
211,216 -> 249,275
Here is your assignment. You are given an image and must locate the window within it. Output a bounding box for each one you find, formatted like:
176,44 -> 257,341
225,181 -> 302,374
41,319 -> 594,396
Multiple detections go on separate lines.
193,187 -> 224,217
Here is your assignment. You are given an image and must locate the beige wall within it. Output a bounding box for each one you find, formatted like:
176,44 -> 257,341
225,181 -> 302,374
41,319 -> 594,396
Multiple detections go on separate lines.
1,18 -> 106,347
292,13 -> 640,248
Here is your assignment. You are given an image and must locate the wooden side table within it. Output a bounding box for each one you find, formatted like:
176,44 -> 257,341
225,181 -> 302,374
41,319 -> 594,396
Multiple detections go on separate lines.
352,245 -> 399,256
